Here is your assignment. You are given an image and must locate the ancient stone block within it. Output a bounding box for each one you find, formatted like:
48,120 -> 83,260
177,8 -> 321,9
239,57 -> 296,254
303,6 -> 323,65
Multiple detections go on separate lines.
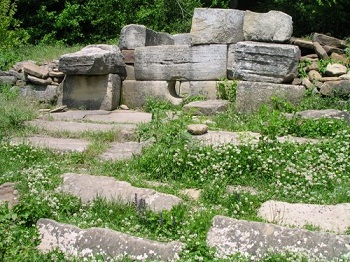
62,74 -> 121,110
125,65 -> 135,80
183,100 -> 229,116
134,45 -> 227,81
190,8 -> 245,45
22,62 -> 49,78
243,10 -> 293,43
176,81 -> 218,99
173,33 -> 192,45
312,33 -> 347,49
235,81 -> 305,113
59,45 -> 126,76
229,42 -> 300,83
122,80 -> 182,108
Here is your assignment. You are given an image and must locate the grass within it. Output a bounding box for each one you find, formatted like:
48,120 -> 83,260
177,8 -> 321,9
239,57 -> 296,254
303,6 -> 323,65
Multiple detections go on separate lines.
1,64 -> 350,260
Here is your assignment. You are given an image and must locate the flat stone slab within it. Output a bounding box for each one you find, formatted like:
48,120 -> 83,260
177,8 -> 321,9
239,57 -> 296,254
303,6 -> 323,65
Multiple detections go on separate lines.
207,215 -> 350,261
183,100 -> 229,116
58,173 -> 182,212
100,141 -> 150,161
37,218 -> 183,261
48,110 -> 111,121
11,136 -> 89,152
0,182 -> 19,208
296,109 -> 350,124
258,200 -> 350,234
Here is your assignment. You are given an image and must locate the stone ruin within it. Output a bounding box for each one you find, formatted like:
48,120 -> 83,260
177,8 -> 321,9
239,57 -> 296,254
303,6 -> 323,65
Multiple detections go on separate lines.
1,8 -> 349,113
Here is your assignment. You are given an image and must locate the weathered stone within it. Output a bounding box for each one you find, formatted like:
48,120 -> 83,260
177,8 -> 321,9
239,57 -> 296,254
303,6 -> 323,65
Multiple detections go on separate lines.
0,75 -> 17,85
319,77 -> 340,82
308,70 -> 322,81
243,10 -> 293,43
312,33 -> 347,49
330,53 -> 349,63
119,104 -> 129,110
296,109 -> 350,124
37,219 -> 183,261
19,85 -> 58,103
11,136 -> 89,152
48,71 -> 65,78
229,42 -> 300,83
100,141 -> 152,161
319,80 -> 350,98
289,37 -> 314,55
325,63 -> 347,77
183,100 -> 229,116
207,215 -> 350,260
122,80 -> 182,108
313,42 -> 329,60
190,8 -> 245,45
180,189 -> 201,201
340,72 -> 350,80
83,110 -> 152,124
323,45 -> 345,55
175,81 -> 218,99
62,74 -> 121,110
235,81 -> 305,113
125,65 -> 135,80
27,75 -> 52,85
119,24 -> 174,50
59,45 -> 126,76
291,78 -> 302,85
57,173 -> 182,212
173,33 -> 191,45
305,62 -> 319,72
134,45 -> 227,81
0,182 -> 19,208
121,50 -> 135,64
23,62 -> 49,78
259,200 -> 350,234
187,124 -> 208,135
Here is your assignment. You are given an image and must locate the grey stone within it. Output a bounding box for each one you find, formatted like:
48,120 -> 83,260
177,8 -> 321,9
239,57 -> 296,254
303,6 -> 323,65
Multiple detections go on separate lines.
62,74 -> 121,110
319,77 -> 340,82
0,75 -> 17,85
325,63 -> 347,77
173,33 -> 191,45
229,42 -> 300,83
19,85 -> 58,104
308,70 -> 322,81
319,80 -> 350,97
183,100 -> 229,116
330,53 -> 348,63
313,42 -> 329,60
289,37 -> 314,51
48,71 -> 65,78
59,45 -> 126,76
235,81 -> 305,113
37,219 -> 183,261
195,131 -> 261,146
84,110 -> 152,124
243,10 -> 293,43
57,173 -> 182,212
296,109 -> 350,124
121,50 -> 135,64
134,45 -> 227,81
0,182 -> 19,208
11,136 -> 89,152
119,24 -> 174,50
100,141 -> 151,161
312,33 -> 347,49
23,62 -> 49,78
122,80 -> 182,108
125,65 -> 135,80
258,200 -> 350,234
324,45 -> 346,55
302,78 -> 315,90
187,124 -> 208,135
340,72 -> 350,80
207,215 -> 350,260
27,75 -> 52,85
190,8 -> 245,45
175,81 -> 218,99
48,110 -> 110,121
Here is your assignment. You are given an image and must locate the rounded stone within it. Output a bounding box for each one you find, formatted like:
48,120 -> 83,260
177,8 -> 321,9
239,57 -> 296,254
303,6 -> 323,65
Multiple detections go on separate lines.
187,124 -> 208,135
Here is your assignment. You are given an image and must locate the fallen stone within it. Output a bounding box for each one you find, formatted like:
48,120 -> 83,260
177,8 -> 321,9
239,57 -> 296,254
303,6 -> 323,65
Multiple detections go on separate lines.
59,44 -> 126,76
319,80 -> 350,98
173,33 -> 191,45
229,42 -> 300,83
305,62 -> 319,72
243,10 -> 293,43
183,100 -> 229,116
308,70 -> 322,81
302,78 -> 315,90
23,62 -> 49,78
190,8 -> 245,45
330,53 -> 348,63
325,63 -> 347,77
258,200 -> 350,234
119,24 -> 174,50
100,141 -> 151,161
119,104 -> 129,110
37,218 -> 183,261
0,75 -> 17,85
122,80 -> 182,108
291,78 -> 302,85
27,75 -> 52,85
187,124 -> 208,135
296,109 -> 350,124
207,215 -> 350,261
48,71 -> 65,78
11,136 -> 89,152
313,42 -> 329,60
0,182 -> 19,208
319,77 -> 340,82
57,173 -> 182,212
235,81 -> 305,113
312,33 -> 347,49
19,85 -> 58,104
175,81 -> 218,100
134,45 -> 227,81
324,45 -> 345,55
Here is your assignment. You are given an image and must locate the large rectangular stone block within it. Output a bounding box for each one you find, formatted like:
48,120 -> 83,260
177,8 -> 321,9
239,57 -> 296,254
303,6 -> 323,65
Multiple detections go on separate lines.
235,81 -> 305,113
229,41 -> 300,83
62,74 -> 121,110
122,80 -> 182,108
134,45 -> 227,81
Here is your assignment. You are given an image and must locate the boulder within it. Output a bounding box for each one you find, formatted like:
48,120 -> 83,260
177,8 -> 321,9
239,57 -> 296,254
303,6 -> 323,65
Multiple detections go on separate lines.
207,215 -> 350,260
59,45 -> 126,76
62,74 -> 121,110
243,10 -> 293,43
183,100 -> 229,116
312,33 -> 347,49
118,24 -> 174,50
235,81 -> 305,113
175,81 -> 218,99
190,8 -> 245,45
325,63 -> 347,77
229,41 -> 300,83
122,80 -> 182,108
319,80 -> 350,98
134,45 -> 227,81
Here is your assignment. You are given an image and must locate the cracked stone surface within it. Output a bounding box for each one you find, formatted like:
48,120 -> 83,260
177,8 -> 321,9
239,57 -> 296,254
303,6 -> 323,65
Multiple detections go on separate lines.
37,218 -> 183,261
258,200 -> 350,234
207,215 -> 350,261
57,173 -> 182,212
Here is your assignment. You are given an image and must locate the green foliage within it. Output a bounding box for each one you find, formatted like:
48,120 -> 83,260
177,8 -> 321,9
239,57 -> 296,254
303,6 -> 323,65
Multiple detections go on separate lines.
297,59 -> 312,78
216,79 -> 237,102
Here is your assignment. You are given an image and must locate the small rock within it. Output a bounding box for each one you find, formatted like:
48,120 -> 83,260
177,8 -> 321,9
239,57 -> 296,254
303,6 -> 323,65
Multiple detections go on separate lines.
119,104 -> 129,110
180,189 -> 201,200
325,63 -> 347,77
291,78 -> 302,85
27,75 -> 52,85
319,77 -> 340,82
308,70 -> 322,81
187,124 -> 208,135
313,42 -> 329,60
302,77 -> 315,90
305,61 -> 319,72
49,105 -> 67,113
330,53 -> 349,63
